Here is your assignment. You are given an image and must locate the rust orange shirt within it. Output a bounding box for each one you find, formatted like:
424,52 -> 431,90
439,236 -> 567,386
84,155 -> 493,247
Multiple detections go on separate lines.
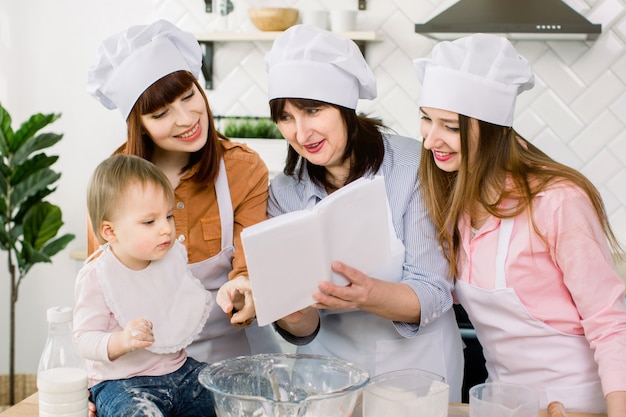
87,140 -> 269,280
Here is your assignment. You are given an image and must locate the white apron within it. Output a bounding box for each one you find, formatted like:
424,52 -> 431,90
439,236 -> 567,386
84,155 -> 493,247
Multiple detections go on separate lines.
454,218 -> 606,413
297,189 -> 464,402
185,158 -> 281,363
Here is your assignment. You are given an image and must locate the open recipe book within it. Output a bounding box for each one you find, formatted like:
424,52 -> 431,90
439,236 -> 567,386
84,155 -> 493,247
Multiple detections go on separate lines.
241,176 -> 393,326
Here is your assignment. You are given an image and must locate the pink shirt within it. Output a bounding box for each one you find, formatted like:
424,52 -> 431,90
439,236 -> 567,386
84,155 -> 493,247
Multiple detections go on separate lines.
456,184 -> 626,395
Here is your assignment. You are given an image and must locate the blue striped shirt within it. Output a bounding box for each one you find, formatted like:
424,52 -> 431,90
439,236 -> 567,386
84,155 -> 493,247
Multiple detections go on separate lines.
267,134 -> 453,336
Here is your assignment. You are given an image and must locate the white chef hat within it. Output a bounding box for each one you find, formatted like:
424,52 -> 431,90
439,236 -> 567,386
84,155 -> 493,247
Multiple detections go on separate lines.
265,24 -> 377,110
413,33 -> 535,127
86,19 -> 202,120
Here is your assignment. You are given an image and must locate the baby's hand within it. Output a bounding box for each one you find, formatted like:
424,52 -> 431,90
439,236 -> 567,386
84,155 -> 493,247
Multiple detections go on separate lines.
107,318 -> 154,360
122,318 -> 154,352
217,275 -> 256,325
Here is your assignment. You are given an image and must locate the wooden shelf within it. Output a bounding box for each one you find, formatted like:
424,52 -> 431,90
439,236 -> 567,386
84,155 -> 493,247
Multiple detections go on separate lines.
195,31 -> 382,42
195,31 -> 383,89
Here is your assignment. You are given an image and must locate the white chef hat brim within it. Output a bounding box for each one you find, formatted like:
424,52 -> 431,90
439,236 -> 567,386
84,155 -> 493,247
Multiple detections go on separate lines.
268,61 -> 361,109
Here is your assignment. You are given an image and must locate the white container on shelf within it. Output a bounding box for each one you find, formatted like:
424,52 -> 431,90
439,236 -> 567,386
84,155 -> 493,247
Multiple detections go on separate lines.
302,10 -> 329,30
330,10 -> 357,32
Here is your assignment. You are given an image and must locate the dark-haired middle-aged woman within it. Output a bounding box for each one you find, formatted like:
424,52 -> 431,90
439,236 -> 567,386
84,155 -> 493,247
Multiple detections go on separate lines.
220,24 -> 464,402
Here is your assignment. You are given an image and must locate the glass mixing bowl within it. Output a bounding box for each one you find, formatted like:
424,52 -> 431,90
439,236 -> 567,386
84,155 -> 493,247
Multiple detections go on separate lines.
199,353 -> 370,417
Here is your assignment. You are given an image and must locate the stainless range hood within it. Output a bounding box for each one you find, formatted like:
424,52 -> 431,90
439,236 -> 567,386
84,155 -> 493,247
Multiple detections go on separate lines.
415,0 -> 601,41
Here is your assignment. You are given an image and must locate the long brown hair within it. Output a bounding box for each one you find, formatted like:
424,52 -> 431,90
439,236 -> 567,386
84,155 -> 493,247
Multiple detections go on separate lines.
125,70 -> 225,184
420,115 -> 623,278
269,98 -> 385,191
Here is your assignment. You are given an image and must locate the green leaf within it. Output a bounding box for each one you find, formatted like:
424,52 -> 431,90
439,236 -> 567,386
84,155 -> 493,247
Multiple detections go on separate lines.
0,172 -> 7,201
23,202 -> 62,251
12,133 -> 62,166
8,222 -> 22,245
0,216 -> 10,249
41,233 -> 75,257
0,160 -> 10,177
0,162 -> 10,201
10,112 -> 61,153
0,103 -> 14,157
14,187 -> 54,224
11,169 -> 60,208
19,240 -> 52,272
12,153 -> 58,185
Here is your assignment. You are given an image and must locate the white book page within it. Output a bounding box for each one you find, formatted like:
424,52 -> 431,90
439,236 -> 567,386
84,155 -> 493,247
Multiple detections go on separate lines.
316,176 -> 391,286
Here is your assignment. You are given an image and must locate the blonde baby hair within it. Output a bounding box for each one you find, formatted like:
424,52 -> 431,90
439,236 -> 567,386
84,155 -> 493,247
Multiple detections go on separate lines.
86,154 -> 174,244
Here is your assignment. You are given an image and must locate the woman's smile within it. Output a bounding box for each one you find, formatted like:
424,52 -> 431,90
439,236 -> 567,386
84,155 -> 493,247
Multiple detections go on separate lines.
303,140 -> 325,153
175,121 -> 201,142
433,150 -> 456,162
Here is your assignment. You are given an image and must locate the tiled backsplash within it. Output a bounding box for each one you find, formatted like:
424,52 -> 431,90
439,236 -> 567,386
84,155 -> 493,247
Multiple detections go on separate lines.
178,0 -> 626,246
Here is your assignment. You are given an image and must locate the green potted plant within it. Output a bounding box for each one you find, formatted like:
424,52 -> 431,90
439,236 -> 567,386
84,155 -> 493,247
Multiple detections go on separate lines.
223,117 -> 284,139
0,103 -> 75,405
222,117 -> 287,178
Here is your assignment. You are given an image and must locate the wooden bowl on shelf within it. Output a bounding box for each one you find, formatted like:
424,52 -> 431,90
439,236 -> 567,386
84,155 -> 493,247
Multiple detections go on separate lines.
248,7 -> 299,32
